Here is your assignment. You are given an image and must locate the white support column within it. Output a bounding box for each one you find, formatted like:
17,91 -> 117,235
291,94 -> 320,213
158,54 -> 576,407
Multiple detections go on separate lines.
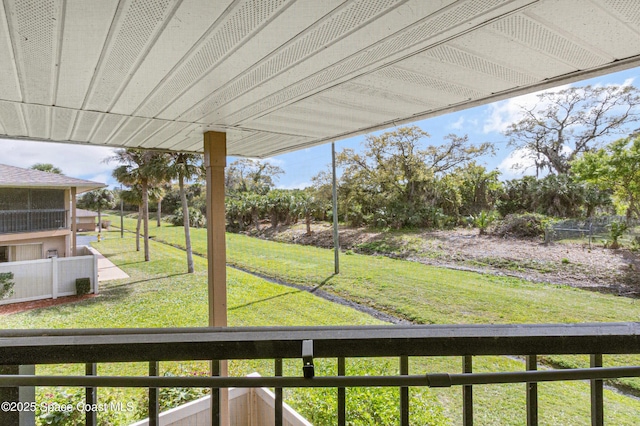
204,131 -> 229,425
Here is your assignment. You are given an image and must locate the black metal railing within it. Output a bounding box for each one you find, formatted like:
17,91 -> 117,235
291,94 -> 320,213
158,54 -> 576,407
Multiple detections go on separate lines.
0,209 -> 67,234
1,323 -> 640,426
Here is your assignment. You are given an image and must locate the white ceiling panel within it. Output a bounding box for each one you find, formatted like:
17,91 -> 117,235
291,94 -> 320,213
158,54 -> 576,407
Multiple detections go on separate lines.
4,0 -> 62,105
0,0 -> 639,157
0,101 -> 26,136
0,1 -> 21,102
110,0 -> 234,115
55,0 -> 119,109
22,104 -> 49,139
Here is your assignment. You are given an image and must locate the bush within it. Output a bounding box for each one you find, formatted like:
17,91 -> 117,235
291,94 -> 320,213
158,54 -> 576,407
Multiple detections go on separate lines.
169,207 -> 206,228
0,272 -> 14,299
36,388 -> 84,426
135,370 -> 209,418
492,213 -> 548,239
607,221 -> 628,249
75,278 -> 91,295
471,210 -> 497,235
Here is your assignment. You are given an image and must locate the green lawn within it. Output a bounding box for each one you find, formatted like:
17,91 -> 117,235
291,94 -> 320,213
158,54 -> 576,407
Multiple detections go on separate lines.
4,219 -> 640,424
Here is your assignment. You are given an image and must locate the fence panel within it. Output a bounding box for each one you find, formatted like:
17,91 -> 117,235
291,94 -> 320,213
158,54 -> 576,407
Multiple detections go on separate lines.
0,254 -> 96,305
550,216 -> 640,246
0,259 -> 52,304
57,255 -> 95,295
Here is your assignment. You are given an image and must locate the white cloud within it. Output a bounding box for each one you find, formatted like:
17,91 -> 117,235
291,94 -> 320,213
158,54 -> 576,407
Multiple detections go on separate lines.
277,181 -> 311,190
1,138 -> 116,182
483,84 -> 571,134
497,148 -> 538,180
262,157 -> 285,167
450,116 -> 465,130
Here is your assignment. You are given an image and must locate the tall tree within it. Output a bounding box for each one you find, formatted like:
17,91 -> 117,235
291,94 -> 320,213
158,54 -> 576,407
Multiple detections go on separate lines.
30,163 -> 62,174
505,85 -> 640,175
164,153 -> 203,273
77,189 -> 116,234
337,126 -> 493,228
226,158 -> 284,195
120,187 -> 144,252
572,136 -> 640,220
108,149 -> 167,261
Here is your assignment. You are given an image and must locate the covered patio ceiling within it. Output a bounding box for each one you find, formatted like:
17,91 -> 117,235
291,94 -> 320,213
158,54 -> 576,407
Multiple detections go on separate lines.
0,0 -> 639,158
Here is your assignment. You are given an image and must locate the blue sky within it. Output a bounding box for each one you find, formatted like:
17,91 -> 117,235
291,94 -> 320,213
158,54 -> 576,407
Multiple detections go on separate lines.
1,66 -> 638,188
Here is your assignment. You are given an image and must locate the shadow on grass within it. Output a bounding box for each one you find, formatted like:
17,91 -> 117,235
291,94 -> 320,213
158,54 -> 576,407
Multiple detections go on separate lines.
229,289 -> 301,311
310,274 -> 336,293
104,272 -> 191,291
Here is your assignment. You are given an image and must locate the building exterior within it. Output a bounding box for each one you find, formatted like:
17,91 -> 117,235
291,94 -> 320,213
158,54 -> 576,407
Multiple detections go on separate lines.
0,164 -> 105,263
75,208 -> 99,232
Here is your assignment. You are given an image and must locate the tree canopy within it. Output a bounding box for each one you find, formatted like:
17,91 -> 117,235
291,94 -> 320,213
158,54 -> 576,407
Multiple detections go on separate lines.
335,126 -> 494,228
30,163 -> 62,174
572,135 -> 640,220
505,85 -> 640,175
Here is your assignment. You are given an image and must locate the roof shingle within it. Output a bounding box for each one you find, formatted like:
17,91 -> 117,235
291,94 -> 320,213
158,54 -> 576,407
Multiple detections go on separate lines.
0,164 -> 105,193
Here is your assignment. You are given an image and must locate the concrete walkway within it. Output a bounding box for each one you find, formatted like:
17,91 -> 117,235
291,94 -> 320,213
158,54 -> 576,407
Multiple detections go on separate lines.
85,246 -> 129,282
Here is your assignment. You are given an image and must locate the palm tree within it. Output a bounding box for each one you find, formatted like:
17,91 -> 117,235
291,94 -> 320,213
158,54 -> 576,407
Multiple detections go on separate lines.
77,189 -> 116,234
120,185 -> 163,251
120,187 -> 143,252
109,149 -> 167,261
30,163 -> 62,174
155,182 -> 172,227
164,153 -> 203,273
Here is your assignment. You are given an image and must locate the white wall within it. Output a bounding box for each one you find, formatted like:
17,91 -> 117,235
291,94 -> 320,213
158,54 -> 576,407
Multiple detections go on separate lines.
0,252 -> 97,305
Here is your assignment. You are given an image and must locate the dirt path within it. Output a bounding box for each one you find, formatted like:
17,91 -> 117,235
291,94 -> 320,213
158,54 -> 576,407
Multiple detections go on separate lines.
250,223 -> 640,297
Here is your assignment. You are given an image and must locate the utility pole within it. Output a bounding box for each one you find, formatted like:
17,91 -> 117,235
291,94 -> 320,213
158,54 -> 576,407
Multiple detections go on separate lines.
332,142 -> 339,274
120,185 -> 124,238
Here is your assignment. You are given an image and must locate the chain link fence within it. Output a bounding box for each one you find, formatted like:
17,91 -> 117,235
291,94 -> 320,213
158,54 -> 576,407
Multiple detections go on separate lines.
547,216 -> 640,249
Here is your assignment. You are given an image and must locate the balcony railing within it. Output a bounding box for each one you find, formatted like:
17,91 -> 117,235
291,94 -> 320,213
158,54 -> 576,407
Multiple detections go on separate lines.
0,209 -> 67,234
1,323 -> 640,426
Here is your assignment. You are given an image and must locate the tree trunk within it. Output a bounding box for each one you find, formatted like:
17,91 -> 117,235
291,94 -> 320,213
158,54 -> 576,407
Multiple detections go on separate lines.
136,205 -> 141,252
97,209 -> 102,234
306,214 -> 312,236
142,180 -> 150,261
157,198 -> 162,227
180,175 -> 195,273
252,211 -> 260,231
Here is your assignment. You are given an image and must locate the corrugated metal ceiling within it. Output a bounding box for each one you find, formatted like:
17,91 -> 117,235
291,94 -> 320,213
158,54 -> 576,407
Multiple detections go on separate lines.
0,0 -> 639,157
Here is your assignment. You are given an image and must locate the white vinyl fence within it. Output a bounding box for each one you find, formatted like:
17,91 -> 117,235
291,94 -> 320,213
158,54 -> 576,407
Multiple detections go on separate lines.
0,246 -> 98,305
131,374 -> 312,426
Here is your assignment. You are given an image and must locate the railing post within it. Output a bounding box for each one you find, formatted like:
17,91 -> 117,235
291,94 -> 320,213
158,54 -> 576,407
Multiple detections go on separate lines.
275,358 -> 283,426
526,355 -> 538,426
338,357 -> 346,426
85,363 -> 97,426
591,354 -> 603,426
149,361 -> 159,426
211,360 -> 220,426
18,365 -> 36,426
463,355 -> 473,426
400,355 -> 409,426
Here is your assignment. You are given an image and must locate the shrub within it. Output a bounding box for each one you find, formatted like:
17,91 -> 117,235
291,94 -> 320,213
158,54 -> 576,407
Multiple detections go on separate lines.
471,210 -> 497,235
492,213 -> 547,239
135,371 -> 209,418
36,388 -> 84,426
75,278 -> 91,295
0,272 -> 14,299
607,221 -> 628,249
169,207 -> 206,228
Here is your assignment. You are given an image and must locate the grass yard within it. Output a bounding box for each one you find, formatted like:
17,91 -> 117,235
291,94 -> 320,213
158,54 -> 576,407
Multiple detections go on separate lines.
4,219 -> 640,424
122,217 -> 640,392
